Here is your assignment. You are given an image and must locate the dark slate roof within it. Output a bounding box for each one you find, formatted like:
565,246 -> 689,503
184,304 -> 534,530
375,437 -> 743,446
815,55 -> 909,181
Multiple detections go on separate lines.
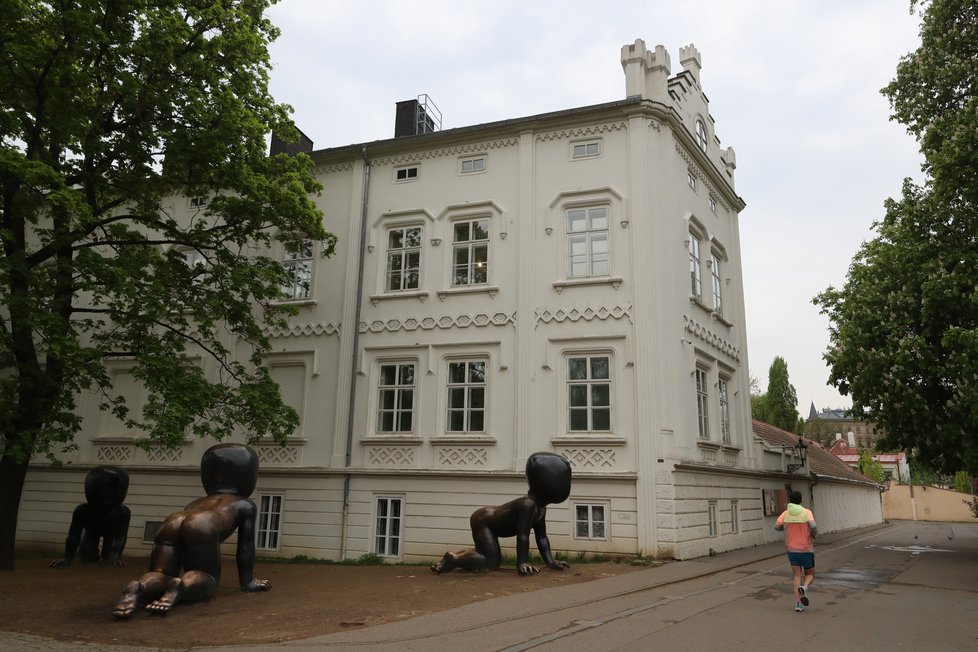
752,419 -> 879,486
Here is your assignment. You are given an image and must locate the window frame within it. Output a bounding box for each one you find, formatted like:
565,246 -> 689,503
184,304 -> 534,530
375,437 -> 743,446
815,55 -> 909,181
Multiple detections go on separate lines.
459,156 -> 487,174
445,358 -> 487,434
730,499 -> 740,534
571,140 -> 601,159
710,252 -> 723,315
280,239 -> 315,301
573,502 -> 608,540
566,353 -> 613,434
376,361 -> 417,434
450,218 -> 490,287
256,493 -> 284,551
394,165 -> 419,182
385,225 -> 423,292
687,171 -> 697,190
695,367 -> 710,440
718,377 -> 731,444
695,120 -> 708,153
565,205 -> 610,279
708,500 -> 719,537
689,233 -> 703,300
373,495 -> 404,558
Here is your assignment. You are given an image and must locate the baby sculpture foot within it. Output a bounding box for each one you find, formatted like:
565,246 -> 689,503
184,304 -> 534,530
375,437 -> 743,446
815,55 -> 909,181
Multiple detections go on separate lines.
112,581 -> 141,620
146,579 -> 181,616
430,551 -> 458,574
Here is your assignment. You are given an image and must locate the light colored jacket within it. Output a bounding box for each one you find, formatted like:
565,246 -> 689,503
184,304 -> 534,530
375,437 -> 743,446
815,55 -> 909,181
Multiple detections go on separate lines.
775,503 -> 817,552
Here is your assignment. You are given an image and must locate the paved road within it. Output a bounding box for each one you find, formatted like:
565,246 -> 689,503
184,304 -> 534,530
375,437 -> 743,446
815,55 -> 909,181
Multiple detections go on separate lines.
3,520 -> 977,651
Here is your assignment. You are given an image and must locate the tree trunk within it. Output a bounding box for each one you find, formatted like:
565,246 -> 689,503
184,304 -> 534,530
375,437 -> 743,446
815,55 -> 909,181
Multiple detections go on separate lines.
0,450 -> 31,571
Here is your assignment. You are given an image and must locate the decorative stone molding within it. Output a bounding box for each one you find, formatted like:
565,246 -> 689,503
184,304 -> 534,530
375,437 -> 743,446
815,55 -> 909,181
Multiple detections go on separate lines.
373,137 -> 519,167
683,315 -> 741,361
435,447 -> 489,468
559,447 -> 618,470
360,311 -> 516,333
536,122 -> 628,142
366,446 -> 416,467
145,445 -> 184,464
255,445 -> 301,466
312,162 -> 354,176
536,304 -> 632,326
264,322 -> 341,338
96,444 -> 135,464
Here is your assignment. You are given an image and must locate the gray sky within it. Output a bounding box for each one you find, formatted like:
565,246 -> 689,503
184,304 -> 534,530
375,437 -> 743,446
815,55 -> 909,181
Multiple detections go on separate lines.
265,0 -> 925,416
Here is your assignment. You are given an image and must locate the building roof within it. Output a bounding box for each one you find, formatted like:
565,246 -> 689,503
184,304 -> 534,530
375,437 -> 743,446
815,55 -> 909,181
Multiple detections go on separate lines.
808,402 -> 854,421
752,419 -> 878,486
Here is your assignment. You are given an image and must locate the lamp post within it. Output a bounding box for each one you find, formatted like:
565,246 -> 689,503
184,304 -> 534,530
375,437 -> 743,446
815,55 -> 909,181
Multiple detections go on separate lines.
783,439 -> 808,473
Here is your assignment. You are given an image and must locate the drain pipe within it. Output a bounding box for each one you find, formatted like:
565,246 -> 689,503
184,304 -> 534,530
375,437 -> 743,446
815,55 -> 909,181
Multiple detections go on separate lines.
339,147 -> 371,560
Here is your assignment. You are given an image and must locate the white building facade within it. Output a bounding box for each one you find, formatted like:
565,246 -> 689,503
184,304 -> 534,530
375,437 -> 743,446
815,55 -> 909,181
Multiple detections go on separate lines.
17,39 -> 882,563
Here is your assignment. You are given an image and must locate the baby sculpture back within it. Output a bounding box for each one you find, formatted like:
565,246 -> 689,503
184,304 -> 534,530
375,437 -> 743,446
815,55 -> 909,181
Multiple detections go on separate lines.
50,465 -> 131,567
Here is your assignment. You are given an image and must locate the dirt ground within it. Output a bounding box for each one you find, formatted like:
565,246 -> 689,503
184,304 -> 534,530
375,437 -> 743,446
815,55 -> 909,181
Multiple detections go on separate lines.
1,554 -> 645,649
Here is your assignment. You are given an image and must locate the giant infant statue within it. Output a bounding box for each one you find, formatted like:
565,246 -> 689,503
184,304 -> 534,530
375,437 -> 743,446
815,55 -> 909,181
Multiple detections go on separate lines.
50,465 -> 131,567
431,452 -> 572,576
112,443 -> 270,618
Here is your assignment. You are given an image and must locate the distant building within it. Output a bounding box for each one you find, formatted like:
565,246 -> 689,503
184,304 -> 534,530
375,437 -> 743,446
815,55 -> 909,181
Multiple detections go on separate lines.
806,403 -> 879,448
827,437 -> 909,484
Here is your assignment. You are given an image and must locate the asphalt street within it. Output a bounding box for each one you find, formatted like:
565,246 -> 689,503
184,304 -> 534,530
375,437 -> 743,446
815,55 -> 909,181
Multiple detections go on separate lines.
3,520 -> 977,651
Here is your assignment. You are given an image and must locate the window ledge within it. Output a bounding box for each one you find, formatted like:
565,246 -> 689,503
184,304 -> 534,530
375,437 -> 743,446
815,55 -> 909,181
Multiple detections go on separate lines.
688,295 -> 712,313
711,311 -> 733,328
360,435 -> 424,446
429,435 -> 498,445
436,285 -> 499,300
369,290 -> 430,305
272,298 -> 317,308
553,276 -> 623,294
551,436 -> 627,446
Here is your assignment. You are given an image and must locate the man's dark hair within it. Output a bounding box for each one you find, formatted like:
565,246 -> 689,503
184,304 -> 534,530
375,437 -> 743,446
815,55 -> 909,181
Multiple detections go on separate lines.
789,490 -> 803,504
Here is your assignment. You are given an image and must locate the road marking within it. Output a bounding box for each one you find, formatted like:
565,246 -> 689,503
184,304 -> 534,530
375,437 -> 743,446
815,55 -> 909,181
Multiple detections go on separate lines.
865,544 -> 954,555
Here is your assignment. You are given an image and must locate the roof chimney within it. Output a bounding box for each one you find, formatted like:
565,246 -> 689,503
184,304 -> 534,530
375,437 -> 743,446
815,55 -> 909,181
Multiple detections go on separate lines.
395,94 -> 442,138
269,127 -> 313,156
847,431 -> 856,447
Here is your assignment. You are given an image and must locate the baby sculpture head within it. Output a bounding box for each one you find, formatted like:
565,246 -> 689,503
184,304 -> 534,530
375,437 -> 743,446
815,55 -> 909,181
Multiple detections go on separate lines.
200,443 -> 259,498
525,452 -> 572,505
84,466 -> 130,511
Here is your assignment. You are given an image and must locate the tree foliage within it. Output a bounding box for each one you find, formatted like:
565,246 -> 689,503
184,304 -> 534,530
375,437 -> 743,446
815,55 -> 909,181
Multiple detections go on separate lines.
0,0 -> 334,569
857,448 -> 886,484
756,357 -> 802,433
816,0 -> 978,477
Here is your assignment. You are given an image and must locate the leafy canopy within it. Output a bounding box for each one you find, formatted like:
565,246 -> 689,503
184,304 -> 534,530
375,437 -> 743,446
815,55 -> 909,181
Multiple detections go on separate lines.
815,0 -> 978,475
0,0 -> 334,466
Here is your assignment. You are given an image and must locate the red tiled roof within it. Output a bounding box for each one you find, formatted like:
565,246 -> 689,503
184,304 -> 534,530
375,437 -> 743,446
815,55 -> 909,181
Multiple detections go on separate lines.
752,419 -> 879,485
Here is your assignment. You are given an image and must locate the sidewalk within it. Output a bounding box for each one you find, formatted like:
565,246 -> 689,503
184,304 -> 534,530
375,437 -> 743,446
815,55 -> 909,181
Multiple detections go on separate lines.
0,525 -> 886,652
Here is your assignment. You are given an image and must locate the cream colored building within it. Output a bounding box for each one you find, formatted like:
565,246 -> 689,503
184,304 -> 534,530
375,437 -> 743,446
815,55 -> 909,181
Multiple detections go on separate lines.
17,39 -> 883,562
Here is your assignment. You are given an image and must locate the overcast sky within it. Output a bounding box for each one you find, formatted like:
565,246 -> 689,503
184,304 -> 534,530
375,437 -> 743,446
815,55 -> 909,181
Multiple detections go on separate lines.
265,0 -> 926,416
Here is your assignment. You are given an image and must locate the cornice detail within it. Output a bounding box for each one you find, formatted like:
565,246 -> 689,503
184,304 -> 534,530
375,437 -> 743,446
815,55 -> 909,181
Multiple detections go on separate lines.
374,137 -> 519,167
683,315 -> 741,361
674,140 -> 732,214
312,162 -> 354,176
535,121 -> 628,142
359,311 -> 516,333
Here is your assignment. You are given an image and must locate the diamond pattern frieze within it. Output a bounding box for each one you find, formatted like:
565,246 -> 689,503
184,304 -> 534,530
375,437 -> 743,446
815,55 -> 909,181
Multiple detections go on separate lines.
560,447 -> 616,469
367,446 -> 416,467
436,447 -> 488,468
359,312 -> 516,333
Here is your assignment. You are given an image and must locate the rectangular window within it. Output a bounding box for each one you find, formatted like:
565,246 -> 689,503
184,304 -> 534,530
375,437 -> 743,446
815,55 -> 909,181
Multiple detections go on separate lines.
572,141 -> 601,158
566,206 -> 609,278
718,378 -> 731,444
568,355 -> 611,432
395,166 -> 419,182
687,171 -> 697,190
142,521 -> 163,544
710,254 -> 722,315
282,239 -> 314,300
386,226 -> 422,291
709,195 -> 717,214
730,500 -> 740,534
708,501 -> 718,537
689,235 -> 702,299
574,503 -> 607,539
460,157 -> 486,173
374,496 -> 403,557
378,362 -> 415,433
696,368 -> 710,439
189,196 -> 207,209
257,494 -> 283,550
446,360 -> 486,433
451,219 -> 489,286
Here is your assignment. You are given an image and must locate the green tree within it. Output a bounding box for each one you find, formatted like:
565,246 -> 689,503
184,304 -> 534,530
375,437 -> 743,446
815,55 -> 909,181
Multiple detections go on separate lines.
953,470 -> 972,494
857,448 -> 886,484
816,0 -> 978,477
0,1 -> 335,570
763,357 -> 802,433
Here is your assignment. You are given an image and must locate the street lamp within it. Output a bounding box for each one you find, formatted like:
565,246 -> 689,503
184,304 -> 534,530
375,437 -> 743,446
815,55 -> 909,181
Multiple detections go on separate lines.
783,439 -> 808,473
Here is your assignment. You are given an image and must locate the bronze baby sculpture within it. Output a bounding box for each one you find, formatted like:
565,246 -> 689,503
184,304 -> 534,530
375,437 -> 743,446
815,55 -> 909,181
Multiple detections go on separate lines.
431,451 -> 572,576
112,443 -> 270,618
50,465 -> 131,567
